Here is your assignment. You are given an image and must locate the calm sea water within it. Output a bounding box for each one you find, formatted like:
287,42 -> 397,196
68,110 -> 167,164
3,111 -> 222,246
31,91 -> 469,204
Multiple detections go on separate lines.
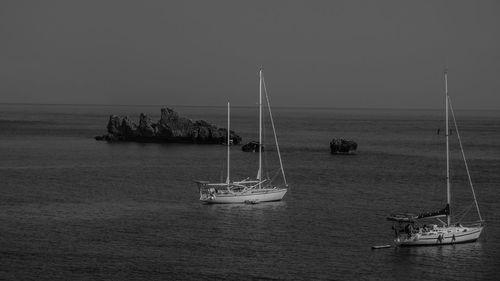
0,104 -> 499,280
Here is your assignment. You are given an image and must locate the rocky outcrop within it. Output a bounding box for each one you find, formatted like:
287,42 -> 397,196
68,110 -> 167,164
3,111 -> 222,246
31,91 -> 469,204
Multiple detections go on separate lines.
242,141 -> 263,152
95,108 -> 242,144
330,138 -> 357,154
138,113 -> 155,137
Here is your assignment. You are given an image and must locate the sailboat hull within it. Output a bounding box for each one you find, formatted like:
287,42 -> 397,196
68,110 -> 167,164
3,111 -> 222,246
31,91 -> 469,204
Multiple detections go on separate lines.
201,188 -> 287,204
395,226 -> 483,247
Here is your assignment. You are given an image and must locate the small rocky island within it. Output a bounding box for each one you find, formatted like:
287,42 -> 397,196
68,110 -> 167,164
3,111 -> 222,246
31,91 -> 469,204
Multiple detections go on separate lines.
95,108 -> 242,144
330,138 -> 358,154
241,141 -> 263,152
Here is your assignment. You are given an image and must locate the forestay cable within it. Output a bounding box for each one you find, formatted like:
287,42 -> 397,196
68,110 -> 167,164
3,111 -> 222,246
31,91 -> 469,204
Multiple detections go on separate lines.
448,96 -> 483,222
262,76 -> 288,187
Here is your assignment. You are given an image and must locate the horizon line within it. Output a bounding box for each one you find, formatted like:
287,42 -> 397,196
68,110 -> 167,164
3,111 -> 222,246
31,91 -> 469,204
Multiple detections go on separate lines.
0,102 -> 498,111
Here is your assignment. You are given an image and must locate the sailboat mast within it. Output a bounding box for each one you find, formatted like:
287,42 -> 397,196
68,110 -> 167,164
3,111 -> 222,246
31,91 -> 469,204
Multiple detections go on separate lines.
258,69 -> 263,189
445,69 -> 451,226
226,101 -> 230,185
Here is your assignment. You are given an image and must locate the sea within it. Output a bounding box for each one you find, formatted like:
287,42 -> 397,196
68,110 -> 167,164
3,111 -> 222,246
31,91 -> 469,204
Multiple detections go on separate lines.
0,104 -> 499,280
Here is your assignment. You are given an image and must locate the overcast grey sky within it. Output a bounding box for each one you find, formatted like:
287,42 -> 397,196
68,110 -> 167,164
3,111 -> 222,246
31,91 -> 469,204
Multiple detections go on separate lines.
1,0 -> 499,108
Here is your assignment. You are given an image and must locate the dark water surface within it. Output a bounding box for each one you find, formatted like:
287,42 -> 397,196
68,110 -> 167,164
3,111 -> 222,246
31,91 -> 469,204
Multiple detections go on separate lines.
1,104 -> 499,280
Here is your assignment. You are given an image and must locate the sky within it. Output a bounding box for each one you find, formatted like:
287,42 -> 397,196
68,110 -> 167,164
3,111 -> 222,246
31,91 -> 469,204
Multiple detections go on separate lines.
1,0 -> 499,109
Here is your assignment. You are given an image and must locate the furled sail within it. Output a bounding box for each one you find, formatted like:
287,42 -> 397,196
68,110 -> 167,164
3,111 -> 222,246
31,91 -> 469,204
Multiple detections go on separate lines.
417,204 -> 450,219
387,205 -> 450,222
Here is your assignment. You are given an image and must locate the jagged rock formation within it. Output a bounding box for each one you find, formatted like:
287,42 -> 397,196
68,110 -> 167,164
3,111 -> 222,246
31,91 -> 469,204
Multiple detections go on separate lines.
330,138 -> 357,154
241,141 -> 263,152
95,108 -> 242,144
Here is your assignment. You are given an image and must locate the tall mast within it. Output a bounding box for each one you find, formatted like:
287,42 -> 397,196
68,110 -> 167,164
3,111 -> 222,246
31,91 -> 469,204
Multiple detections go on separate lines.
445,69 -> 451,226
258,69 -> 263,188
226,101 -> 230,184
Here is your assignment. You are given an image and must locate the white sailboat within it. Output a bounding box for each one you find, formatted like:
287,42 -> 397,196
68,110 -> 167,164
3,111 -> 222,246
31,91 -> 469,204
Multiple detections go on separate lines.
195,69 -> 288,204
387,69 -> 484,246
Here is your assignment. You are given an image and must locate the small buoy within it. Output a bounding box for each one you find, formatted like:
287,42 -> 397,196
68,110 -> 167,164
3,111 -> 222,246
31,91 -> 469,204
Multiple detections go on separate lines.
372,245 -> 391,249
